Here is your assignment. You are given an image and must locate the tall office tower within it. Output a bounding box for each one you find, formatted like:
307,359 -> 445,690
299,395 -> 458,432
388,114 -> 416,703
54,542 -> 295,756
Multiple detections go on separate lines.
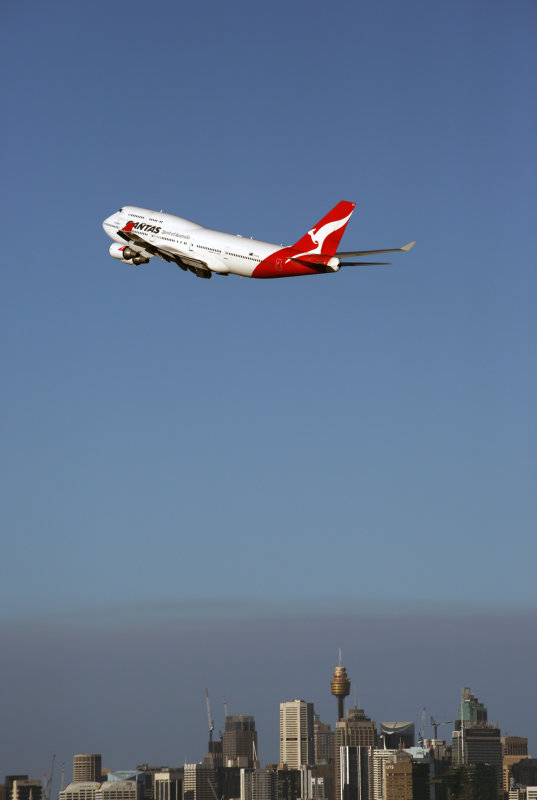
223,715 -> 258,767
334,708 -> 377,800
510,759 -> 537,788
280,701 -> 315,768
502,736 -> 529,756
314,717 -> 335,765
338,747 -> 368,800
183,765 -> 216,800
330,655 -> 350,722
310,765 -> 333,800
379,722 -> 415,749
136,767 -> 173,800
275,768 -> 302,800
452,727 -> 503,796
4,779 -> 29,800
9,781 -> 42,800
384,761 -> 412,800
503,756 -> 532,795
454,687 -> 488,731
74,757 -> 103,784
154,771 -> 183,800
204,741 -> 223,770
240,769 -> 277,800
367,749 -> 397,800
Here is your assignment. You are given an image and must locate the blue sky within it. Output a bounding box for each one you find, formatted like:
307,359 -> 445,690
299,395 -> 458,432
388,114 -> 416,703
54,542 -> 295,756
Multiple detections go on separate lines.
1,0 -> 536,778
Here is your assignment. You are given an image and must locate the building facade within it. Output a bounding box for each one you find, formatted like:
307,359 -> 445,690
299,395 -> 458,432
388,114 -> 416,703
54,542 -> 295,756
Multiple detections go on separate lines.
334,709 -> 377,800
154,771 -> 183,800
74,757 -> 103,784
59,783 -> 100,800
314,717 -> 335,765
280,701 -> 315,768
384,761 -> 412,800
183,764 -> 216,800
367,749 -> 397,800
223,716 -> 258,768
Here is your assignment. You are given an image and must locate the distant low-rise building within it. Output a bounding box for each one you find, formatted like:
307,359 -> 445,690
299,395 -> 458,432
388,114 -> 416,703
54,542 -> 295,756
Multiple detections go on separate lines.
60,782 -> 100,800
96,782 -> 140,800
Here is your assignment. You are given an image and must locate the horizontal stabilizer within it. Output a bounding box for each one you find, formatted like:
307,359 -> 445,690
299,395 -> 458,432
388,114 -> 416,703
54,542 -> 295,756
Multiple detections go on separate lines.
339,261 -> 391,267
336,241 -> 415,257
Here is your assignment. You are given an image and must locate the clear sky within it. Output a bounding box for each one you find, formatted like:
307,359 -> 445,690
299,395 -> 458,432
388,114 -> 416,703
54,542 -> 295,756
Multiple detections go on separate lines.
1,0 -> 536,780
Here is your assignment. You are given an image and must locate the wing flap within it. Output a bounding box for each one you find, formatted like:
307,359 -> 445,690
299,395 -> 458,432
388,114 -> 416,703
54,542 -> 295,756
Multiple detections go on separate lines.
118,222 -> 211,275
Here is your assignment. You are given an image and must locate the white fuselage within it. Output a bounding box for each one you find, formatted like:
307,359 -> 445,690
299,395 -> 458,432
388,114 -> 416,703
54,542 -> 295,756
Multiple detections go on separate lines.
103,206 -> 282,278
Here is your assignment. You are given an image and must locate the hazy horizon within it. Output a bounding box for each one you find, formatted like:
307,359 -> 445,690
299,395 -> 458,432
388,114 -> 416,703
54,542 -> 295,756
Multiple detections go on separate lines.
1,0 -> 535,786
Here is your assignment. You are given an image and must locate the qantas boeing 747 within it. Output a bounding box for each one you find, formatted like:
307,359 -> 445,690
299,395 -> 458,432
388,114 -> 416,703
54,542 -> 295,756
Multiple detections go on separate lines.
102,202 -> 414,280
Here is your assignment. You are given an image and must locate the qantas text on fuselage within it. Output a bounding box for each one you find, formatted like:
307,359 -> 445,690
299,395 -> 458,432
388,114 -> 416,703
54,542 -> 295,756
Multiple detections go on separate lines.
102,202 -> 415,280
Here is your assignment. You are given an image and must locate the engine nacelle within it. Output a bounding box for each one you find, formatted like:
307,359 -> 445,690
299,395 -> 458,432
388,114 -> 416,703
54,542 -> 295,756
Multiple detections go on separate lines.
109,242 -> 134,264
108,242 -> 150,265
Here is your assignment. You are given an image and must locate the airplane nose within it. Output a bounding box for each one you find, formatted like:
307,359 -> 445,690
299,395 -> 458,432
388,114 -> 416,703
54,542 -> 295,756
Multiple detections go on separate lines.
103,213 -> 115,232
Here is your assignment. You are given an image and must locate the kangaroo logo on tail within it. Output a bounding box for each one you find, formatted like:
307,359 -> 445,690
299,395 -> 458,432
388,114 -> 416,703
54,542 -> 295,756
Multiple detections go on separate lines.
291,201 -> 356,258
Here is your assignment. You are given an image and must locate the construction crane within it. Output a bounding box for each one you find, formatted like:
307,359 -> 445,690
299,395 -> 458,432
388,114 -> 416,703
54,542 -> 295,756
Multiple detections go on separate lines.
42,755 -> 56,800
419,707 -> 426,745
206,688 -> 215,743
430,716 -> 455,739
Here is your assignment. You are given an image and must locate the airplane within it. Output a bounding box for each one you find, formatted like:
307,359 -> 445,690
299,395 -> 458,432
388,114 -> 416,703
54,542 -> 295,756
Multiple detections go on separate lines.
102,201 -> 415,280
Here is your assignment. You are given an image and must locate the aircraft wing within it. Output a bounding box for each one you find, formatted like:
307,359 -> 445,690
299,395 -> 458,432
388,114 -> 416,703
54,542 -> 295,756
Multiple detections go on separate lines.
336,241 -> 415,257
117,224 -> 213,278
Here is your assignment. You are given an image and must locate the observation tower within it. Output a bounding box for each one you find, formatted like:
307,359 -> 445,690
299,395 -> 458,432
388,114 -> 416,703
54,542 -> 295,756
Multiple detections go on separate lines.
330,649 -> 351,721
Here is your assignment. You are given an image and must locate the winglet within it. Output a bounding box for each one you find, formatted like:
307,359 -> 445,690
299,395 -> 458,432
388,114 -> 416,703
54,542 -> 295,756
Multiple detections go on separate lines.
401,241 -> 416,251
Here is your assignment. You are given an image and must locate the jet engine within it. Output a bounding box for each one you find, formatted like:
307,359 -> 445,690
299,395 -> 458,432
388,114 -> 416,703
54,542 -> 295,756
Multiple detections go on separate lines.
108,243 -> 150,265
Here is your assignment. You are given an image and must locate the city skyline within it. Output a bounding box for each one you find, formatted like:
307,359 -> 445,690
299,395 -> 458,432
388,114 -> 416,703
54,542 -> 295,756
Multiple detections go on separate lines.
2,611 -> 535,780
4,682 -> 534,800
2,0 -> 535,790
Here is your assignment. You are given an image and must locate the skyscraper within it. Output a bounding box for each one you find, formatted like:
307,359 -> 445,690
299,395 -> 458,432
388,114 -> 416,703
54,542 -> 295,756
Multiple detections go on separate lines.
334,708 -> 377,800
74,757 -> 102,784
223,715 -> 258,767
339,746 -> 368,800
240,769 -> 277,800
280,701 -> 315,768
367,749 -> 397,800
154,770 -> 183,800
183,765 -> 215,800
9,781 -> 42,800
314,717 -> 335,765
454,687 -> 488,731
384,761 -> 412,800
451,687 -> 503,796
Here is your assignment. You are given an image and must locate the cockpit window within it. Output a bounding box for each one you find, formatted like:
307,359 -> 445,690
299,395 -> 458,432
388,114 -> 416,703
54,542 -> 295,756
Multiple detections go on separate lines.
119,208 -> 123,212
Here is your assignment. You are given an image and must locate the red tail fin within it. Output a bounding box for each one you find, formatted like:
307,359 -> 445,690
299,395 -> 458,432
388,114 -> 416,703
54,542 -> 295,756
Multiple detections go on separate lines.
291,201 -> 356,256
